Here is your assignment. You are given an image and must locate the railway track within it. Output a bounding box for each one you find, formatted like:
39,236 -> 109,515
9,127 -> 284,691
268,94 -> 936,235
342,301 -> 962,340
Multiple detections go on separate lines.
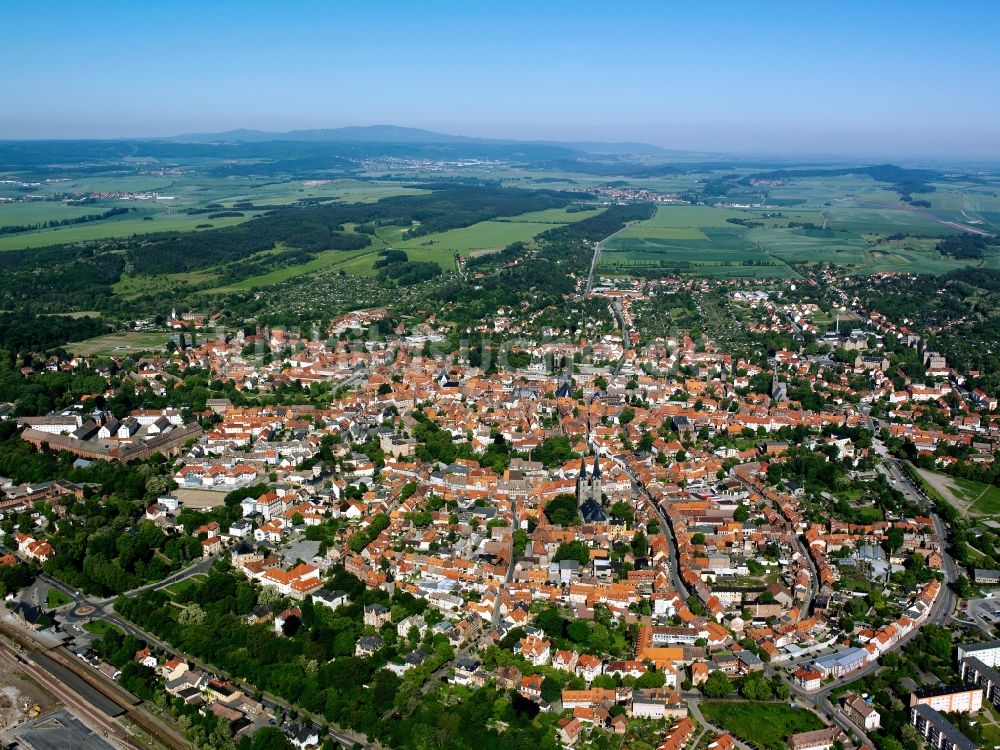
0,622 -> 190,750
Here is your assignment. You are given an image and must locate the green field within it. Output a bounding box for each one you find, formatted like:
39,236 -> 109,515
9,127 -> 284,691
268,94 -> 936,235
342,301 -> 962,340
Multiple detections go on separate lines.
69,331 -> 172,357
955,477 -> 1000,515
493,207 -> 602,224
0,201 -> 121,227
699,701 -> 825,747
83,619 -> 123,637
207,247 -> 381,291
602,206 -> 798,277
46,588 -> 71,607
163,575 -> 207,598
823,205 -> 963,235
600,201 -> 984,278
396,220 -> 556,253
0,211 -> 252,250
751,226 -> 873,265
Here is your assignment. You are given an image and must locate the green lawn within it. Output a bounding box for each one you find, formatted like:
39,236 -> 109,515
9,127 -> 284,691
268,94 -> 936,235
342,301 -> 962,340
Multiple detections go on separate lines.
83,619 -> 123,637
699,700 -> 825,748
162,575 -> 207,597
46,588 -> 71,607
959,478 -> 1000,515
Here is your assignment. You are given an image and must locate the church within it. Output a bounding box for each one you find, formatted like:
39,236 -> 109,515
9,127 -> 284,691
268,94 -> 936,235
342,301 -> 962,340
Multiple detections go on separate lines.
576,452 -> 609,523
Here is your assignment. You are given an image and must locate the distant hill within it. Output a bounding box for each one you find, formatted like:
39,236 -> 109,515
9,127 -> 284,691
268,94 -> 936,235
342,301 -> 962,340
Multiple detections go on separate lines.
165,124 -> 681,157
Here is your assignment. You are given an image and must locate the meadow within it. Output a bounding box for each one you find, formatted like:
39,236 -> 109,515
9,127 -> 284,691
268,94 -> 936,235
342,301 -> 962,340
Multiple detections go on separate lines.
69,331 -> 172,357
0,209 -> 253,250
599,196 -> 987,278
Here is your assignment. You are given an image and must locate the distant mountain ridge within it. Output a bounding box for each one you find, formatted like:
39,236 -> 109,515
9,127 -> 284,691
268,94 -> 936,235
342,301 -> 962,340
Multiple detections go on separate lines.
165,124 -> 682,157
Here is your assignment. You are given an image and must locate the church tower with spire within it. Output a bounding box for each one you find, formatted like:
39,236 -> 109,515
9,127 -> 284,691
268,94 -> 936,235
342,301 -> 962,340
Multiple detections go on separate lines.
575,454 -> 588,504
589,452 -> 602,503
576,449 -> 608,522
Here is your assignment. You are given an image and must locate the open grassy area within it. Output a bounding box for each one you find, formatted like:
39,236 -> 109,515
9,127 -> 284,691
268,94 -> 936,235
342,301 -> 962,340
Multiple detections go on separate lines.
699,700 -> 825,747
83,619 -> 123,637
0,211 -> 253,251
68,331 -> 171,357
206,247 -> 380,291
46,588 -> 71,607
163,575 -> 207,598
958,478 -> 1000,515
396,220 -> 556,253
914,468 -> 1000,517
493,207 -> 602,223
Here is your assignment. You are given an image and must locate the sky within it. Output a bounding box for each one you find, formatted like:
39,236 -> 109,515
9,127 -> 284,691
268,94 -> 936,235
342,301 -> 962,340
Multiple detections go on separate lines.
3,0 -> 1000,158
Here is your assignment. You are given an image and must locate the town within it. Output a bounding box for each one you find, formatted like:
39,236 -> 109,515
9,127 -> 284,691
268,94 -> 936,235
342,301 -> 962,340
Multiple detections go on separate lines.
1,256 -> 998,750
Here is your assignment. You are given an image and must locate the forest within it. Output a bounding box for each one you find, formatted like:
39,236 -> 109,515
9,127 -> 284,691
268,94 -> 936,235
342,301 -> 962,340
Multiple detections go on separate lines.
936,233 -> 996,259
0,309 -> 106,353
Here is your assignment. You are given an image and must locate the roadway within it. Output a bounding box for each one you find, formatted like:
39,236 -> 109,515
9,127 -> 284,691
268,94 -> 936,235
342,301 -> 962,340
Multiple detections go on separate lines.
583,226 -> 628,296
614,457 -> 690,600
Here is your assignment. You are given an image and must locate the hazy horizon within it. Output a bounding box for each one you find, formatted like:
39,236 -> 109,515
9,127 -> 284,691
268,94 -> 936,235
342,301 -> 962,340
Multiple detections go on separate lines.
4,1 -> 1000,159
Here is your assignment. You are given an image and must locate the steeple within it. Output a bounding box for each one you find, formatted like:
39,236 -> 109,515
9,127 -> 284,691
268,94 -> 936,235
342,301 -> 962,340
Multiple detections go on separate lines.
591,452 -> 601,479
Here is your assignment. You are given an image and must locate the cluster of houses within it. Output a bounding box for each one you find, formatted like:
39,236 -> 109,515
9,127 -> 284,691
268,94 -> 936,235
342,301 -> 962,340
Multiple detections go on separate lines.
5,270 -> 997,750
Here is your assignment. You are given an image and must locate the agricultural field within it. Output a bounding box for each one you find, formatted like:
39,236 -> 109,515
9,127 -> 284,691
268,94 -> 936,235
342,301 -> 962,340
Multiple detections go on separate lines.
68,330 -> 172,357
200,214 -> 573,288
601,205 -> 798,276
493,207 -> 602,224
822,204 -> 963,235
0,201 -> 120,227
698,700 -> 825,748
206,247 -> 381,291
600,195 -> 988,278
323,206 -> 607,276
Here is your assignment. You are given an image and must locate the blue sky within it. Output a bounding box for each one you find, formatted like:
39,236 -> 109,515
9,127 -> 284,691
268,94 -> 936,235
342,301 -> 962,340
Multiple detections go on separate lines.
3,1 -> 999,157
